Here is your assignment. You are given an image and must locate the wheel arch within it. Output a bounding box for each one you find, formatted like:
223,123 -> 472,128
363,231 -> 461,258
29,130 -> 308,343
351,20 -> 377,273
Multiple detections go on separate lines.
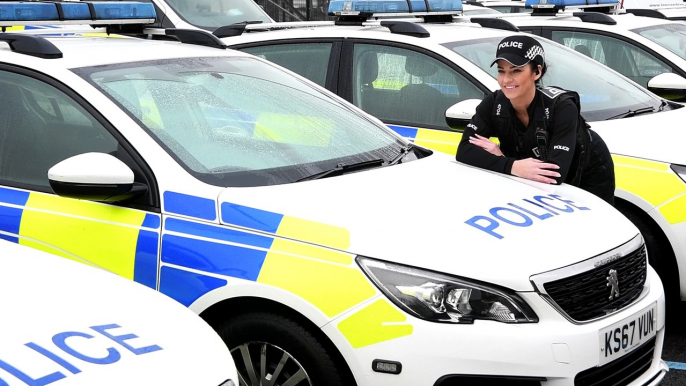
200,295 -> 359,386
614,196 -> 683,300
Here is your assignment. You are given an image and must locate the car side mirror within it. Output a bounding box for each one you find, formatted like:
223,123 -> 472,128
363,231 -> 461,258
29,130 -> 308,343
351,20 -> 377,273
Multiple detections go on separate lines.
647,73 -> 686,102
445,99 -> 482,130
48,153 -> 147,202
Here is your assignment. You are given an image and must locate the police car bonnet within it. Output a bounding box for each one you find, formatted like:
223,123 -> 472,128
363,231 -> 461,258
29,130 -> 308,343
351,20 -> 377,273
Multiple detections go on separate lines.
491,35 -> 545,68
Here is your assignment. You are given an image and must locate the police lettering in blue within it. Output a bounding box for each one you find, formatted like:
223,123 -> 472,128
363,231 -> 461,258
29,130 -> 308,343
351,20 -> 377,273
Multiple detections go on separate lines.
465,194 -> 590,239
0,324 -> 162,386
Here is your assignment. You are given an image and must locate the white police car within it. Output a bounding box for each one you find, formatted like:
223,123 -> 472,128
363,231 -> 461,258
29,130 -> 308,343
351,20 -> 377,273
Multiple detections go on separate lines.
0,1 -> 669,385
219,2 -> 686,305
477,0 -> 686,101
0,239 -> 237,386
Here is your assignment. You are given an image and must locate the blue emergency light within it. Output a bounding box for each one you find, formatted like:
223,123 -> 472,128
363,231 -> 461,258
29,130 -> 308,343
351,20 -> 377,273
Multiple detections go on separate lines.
0,1 -> 156,25
524,0 -> 618,8
328,0 -> 462,16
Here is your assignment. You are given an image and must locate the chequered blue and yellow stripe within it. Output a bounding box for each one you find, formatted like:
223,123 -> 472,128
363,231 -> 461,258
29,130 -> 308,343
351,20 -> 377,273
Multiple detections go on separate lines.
388,124 -> 464,156
0,186 -> 160,289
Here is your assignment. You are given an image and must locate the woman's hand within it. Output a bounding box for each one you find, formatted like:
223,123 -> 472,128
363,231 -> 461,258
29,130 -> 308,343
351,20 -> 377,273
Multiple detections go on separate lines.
511,158 -> 561,184
469,134 -> 503,157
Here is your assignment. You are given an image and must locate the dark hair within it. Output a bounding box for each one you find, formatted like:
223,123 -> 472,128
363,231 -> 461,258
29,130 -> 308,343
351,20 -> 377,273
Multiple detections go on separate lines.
529,61 -> 547,86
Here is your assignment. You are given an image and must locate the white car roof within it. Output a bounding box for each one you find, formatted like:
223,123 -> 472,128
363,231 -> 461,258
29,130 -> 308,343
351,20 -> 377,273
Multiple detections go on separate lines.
0,32 -> 253,70
224,20 -> 517,46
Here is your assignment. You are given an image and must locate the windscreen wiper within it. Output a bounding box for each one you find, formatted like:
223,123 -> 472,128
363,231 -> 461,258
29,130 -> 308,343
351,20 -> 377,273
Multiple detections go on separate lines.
607,106 -> 656,120
296,159 -> 385,182
386,144 -> 414,166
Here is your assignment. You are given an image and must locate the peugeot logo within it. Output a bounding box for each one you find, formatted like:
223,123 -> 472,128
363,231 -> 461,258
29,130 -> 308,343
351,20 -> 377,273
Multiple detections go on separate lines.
607,269 -> 620,301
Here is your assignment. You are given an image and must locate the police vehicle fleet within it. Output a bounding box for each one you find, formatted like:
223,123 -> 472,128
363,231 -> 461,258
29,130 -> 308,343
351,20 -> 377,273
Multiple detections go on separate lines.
0,240 -> 237,386
476,0 -> 686,101
0,1 -> 669,385
218,0 -> 686,306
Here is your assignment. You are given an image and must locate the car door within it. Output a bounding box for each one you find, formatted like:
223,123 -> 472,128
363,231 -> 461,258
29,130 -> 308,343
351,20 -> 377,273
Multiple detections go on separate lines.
0,65 -> 161,290
539,27 -> 681,89
339,40 -> 488,155
236,40 -> 342,93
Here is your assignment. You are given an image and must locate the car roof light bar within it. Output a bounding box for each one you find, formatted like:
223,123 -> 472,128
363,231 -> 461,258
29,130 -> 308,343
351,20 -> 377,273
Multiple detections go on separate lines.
0,1 -> 156,27
328,0 -> 463,19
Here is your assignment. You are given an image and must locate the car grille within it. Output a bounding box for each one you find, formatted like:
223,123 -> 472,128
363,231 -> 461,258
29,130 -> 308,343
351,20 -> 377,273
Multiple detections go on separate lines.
543,245 -> 647,322
575,336 -> 656,386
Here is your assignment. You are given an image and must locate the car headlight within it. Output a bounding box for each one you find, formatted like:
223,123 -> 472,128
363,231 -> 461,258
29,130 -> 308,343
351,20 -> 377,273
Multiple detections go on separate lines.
219,380 -> 236,386
672,164 -> 686,184
358,257 -> 538,324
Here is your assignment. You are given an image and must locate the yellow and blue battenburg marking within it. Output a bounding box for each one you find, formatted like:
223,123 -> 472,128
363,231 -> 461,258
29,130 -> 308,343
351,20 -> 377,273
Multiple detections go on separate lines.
158,213 -> 413,346
163,191 -> 217,221
0,186 -> 160,290
388,124 -> 463,156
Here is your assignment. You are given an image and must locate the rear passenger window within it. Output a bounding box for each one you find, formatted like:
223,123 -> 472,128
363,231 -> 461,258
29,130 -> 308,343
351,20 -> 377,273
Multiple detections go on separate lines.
241,43 -> 333,87
551,30 -> 672,89
351,44 -> 484,130
0,71 -> 117,189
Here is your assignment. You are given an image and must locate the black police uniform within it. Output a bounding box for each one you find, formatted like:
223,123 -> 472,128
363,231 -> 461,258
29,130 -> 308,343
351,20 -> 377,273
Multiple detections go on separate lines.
455,87 -> 616,205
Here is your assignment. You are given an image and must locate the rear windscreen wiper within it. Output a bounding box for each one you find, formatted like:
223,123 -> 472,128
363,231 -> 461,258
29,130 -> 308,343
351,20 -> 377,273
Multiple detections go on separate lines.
607,106 -> 656,120
296,158 -> 385,182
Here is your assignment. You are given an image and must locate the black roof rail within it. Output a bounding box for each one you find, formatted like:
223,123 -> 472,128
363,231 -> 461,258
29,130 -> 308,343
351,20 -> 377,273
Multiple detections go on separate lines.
470,17 -> 520,32
165,29 -> 227,49
0,34 -> 62,59
379,21 -> 430,37
572,11 -> 617,25
465,1 -> 485,6
213,21 -> 265,38
625,8 -> 667,19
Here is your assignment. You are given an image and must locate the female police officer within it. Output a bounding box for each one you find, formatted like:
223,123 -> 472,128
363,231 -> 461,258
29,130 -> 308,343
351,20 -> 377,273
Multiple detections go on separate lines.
455,35 -> 615,205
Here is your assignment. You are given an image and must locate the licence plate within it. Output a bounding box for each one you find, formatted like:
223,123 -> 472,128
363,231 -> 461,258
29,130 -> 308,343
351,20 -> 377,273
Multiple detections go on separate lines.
599,302 -> 656,366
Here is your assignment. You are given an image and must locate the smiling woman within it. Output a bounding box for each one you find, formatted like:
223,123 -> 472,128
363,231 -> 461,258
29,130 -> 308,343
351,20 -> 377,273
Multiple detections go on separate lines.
455,35 -> 616,205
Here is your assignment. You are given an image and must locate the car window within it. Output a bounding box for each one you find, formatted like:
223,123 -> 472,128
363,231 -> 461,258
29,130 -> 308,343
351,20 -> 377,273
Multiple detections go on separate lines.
551,30 -> 672,89
633,23 -> 686,61
240,43 -> 333,87
76,56 -> 406,188
445,37 -> 663,121
352,44 -> 485,129
0,71 -> 118,190
164,0 -> 271,29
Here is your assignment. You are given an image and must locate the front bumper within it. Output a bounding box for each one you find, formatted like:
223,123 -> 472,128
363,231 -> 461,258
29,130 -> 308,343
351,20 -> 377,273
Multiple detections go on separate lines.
326,267 -> 666,386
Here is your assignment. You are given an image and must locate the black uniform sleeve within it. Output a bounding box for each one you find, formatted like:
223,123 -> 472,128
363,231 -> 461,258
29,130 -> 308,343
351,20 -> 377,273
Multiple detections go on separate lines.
547,98 -> 579,184
455,93 -> 516,174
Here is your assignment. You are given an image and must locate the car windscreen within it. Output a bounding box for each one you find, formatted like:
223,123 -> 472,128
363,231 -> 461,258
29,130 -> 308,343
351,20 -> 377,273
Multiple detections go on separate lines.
444,37 -> 663,121
163,0 -> 271,30
74,56 -> 407,187
633,23 -> 686,61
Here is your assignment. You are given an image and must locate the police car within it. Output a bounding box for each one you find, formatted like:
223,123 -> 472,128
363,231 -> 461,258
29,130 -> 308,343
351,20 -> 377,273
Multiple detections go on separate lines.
0,1 -> 669,385
0,240 -> 237,386
4,0 -> 274,34
474,0 -> 686,101
219,2 -> 686,304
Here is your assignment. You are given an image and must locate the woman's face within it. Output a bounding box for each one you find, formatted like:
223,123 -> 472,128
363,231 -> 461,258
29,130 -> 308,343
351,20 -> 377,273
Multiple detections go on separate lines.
497,60 -> 541,103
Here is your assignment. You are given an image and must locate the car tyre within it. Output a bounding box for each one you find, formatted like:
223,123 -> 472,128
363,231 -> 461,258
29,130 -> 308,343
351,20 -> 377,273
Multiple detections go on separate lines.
217,312 -> 348,386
